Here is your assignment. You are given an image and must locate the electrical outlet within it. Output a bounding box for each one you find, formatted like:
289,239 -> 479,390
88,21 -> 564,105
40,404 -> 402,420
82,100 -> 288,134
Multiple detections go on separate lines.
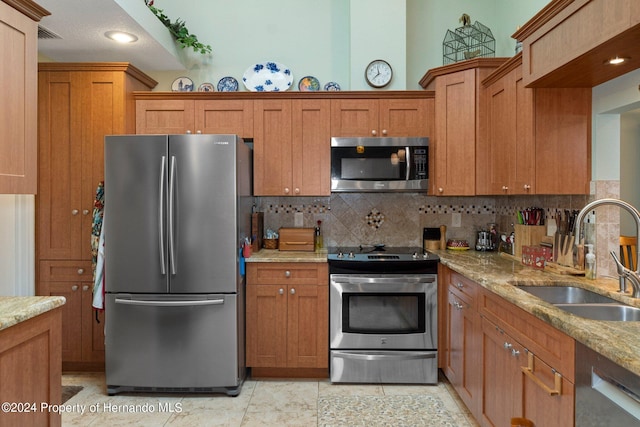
452,212 -> 462,227
294,212 -> 304,227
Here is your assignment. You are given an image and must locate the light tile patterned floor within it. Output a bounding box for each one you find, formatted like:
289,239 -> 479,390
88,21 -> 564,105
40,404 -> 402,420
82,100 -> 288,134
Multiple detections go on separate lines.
61,372 -> 479,426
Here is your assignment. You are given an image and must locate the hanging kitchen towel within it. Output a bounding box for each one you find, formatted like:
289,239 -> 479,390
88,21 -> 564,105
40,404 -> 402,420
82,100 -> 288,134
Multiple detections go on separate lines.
91,181 -> 105,310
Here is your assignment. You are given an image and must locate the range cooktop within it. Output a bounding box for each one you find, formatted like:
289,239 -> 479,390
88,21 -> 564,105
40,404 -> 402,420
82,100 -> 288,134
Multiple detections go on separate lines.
327,244 -> 440,263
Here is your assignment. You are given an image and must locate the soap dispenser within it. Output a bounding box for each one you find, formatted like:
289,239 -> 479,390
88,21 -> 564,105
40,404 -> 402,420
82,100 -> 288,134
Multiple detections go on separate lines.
585,244 -> 596,279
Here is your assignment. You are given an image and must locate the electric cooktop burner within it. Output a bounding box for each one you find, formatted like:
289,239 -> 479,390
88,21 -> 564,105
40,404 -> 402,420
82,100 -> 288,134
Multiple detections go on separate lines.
327,244 -> 440,263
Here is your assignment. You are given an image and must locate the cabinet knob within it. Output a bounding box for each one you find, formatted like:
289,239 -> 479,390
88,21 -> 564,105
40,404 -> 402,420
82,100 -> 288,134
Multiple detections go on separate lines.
83,209 -> 90,215
438,187 -> 444,193
279,288 -> 284,295
284,271 -> 291,278
511,349 -> 521,357
502,186 -> 508,191
381,129 -> 388,136
504,342 -> 513,350
524,184 -> 531,190
72,285 -> 79,291
371,130 -> 377,136
77,268 -> 84,275
290,288 -> 296,295
71,209 -> 79,215
454,301 -> 463,310
196,130 -> 202,134
294,188 -> 300,194
82,285 -> 89,291
186,130 -> 192,134
456,282 -> 464,289
284,187 -> 290,194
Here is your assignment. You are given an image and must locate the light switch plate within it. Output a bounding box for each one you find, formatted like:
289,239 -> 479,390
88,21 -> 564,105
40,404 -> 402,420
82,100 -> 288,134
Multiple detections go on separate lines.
294,212 -> 303,227
452,212 -> 461,228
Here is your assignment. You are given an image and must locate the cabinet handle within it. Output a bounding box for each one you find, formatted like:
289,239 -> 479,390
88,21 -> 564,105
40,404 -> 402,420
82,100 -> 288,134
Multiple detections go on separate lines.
196,130 -> 202,134
294,188 -> 300,194
83,209 -> 90,215
521,351 -> 562,396
284,187 -> 290,194
284,271 -> 291,278
502,186 -> 508,191
72,285 -> 79,291
71,209 -> 79,215
438,187 -> 444,193
371,130 -> 377,136
456,282 -> 464,289
186,130 -> 192,134
454,301 -> 463,310
381,129 -> 388,136
503,342 -> 512,350
77,268 -> 84,275
290,288 -> 296,295
279,288 -> 284,295
524,184 -> 531,190
511,348 -> 520,357
82,285 -> 89,291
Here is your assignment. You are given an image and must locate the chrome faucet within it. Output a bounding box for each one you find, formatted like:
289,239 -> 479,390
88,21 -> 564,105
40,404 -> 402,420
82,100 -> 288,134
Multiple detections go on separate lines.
574,198 -> 640,297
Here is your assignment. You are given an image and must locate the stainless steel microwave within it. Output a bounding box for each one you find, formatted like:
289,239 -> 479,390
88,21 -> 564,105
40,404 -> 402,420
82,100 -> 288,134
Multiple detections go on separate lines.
330,137 -> 429,192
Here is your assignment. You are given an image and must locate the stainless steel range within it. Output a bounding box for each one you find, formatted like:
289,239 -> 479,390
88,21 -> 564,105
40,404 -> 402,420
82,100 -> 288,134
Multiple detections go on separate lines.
328,245 -> 439,384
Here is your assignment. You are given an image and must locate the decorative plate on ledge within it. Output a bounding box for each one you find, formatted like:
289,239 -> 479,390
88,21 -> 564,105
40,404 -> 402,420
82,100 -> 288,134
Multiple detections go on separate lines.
217,76 -> 239,92
198,82 -> 214,92
242,61 -> 292,92
298,76 -> 320,91
171,76 -> 194,92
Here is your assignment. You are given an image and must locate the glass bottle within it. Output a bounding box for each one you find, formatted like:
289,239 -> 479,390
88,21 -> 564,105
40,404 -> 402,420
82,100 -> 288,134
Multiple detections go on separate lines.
315,220 -> 323,251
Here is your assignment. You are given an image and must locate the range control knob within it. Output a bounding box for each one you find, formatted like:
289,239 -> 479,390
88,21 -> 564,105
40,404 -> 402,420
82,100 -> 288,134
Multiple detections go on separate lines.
337,251 -> 344,259
348,251 -> 355,259
412,252 -> 419,259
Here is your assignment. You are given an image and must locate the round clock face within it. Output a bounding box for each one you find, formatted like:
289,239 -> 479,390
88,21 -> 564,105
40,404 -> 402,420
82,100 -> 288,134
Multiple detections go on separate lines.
365,60 -> 393,88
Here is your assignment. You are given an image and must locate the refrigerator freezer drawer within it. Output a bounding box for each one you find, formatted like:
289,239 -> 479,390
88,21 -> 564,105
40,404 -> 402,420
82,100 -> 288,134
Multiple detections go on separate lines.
330,350 -> 438,384
106,293 -> 243,395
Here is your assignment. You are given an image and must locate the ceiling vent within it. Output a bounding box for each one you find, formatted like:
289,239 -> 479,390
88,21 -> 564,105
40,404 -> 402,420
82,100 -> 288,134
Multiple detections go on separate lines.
38,25 -> 62,40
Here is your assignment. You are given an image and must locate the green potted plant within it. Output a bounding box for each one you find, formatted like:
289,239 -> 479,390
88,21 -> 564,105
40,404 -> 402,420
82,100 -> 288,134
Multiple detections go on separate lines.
146,0 -> 212,55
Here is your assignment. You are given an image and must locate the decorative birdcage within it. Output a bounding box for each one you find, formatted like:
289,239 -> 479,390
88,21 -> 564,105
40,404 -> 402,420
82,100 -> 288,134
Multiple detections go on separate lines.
443,19 -> 495,65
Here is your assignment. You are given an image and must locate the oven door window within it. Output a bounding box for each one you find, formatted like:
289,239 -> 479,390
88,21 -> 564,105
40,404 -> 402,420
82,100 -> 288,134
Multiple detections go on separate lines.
342,292 -> 425,334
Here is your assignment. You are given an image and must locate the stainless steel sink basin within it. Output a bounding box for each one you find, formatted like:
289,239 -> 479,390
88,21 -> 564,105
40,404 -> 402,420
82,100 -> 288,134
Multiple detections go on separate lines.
555,304 -> 640,321
518,285 -> 618,304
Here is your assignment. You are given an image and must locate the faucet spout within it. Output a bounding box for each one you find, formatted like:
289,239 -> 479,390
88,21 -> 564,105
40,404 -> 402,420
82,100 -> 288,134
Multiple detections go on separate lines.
574,198 -> 640,297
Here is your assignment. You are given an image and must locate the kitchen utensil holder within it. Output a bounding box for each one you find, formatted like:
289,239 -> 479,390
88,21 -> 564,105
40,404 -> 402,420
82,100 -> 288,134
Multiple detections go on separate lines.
514,225 -> 546,258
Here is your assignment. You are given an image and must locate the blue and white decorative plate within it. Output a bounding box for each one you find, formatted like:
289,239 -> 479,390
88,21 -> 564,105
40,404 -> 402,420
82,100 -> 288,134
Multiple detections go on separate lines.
198,82 -> 215,92
217,76 -> 239,92
171,76 -> 194,92
324,81 -> 341,91
242,61 -> 293,92
298,76 -> 320,91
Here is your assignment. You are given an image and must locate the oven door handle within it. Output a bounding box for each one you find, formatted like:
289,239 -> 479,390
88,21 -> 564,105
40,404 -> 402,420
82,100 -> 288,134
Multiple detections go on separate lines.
332,276 -> 435,285
332,350 -> 436,361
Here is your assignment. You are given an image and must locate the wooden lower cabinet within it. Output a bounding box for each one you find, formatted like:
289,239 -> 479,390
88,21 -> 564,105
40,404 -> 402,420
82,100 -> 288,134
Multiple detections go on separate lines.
440,265 -> 575,426
246,263 -> 328,376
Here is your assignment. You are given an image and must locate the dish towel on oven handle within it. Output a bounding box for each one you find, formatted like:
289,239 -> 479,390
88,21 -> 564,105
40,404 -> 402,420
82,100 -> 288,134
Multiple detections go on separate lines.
91,181 -> 105,311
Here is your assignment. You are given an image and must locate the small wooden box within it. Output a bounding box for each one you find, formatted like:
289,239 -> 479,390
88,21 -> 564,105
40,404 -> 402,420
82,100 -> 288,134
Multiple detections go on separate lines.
278,228 -> 315,251
514,224 -> 546,258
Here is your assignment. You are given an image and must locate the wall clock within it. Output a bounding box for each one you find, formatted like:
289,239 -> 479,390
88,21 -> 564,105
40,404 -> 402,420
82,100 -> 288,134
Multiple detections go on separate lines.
365,59 -> 393,88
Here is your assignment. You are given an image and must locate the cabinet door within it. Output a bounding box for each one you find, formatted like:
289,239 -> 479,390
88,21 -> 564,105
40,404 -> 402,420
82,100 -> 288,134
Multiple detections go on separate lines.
330,99 -> 379,137
291,99 -> 331,196
253,99 -> 293,195
481,317 -> 524,427
195,99 -> 253,137
49,282 -> 83,362
535,88 -> 591,194
246,284 -> 288,367
81,282 -> 105,362
446,290 -> 481,417
0,2 -> 38,194
379,98 -> 432,137
512,67 -> 535,194
135,99 -> 195,134
37,71 -> 84,260
287,284 -> 328,368
433,70 -> 476,195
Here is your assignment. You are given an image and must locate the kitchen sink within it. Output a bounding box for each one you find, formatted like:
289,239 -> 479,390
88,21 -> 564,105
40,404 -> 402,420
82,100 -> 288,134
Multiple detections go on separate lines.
518,285 -> 618,304
555,304 -> 640,321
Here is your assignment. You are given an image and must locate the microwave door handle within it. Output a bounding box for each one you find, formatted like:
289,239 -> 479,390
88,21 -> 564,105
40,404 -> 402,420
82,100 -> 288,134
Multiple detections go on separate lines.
405,146 -> 410,180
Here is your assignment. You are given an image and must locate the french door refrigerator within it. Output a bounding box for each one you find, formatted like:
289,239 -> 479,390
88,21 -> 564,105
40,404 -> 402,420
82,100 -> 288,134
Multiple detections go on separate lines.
104,134 -> 252,396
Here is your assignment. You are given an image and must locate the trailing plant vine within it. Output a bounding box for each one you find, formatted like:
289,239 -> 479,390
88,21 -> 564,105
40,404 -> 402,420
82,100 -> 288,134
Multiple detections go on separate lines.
145,1 -> 212,55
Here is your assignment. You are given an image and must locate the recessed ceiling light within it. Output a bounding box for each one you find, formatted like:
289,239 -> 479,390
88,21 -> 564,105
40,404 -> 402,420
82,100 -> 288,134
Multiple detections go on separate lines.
104,31 -> 138,44
605,56 -> 629,65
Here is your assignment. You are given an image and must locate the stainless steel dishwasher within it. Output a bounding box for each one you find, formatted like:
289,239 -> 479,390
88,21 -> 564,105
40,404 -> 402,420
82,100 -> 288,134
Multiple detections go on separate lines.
575,341 -> 640,426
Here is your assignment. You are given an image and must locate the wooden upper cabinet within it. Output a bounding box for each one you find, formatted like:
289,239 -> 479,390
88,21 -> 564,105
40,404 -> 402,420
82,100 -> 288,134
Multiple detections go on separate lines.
515,0 -> 640,87
331,96 -> 432,137
196,100 -> 254,137
254,99 -> 330,196
136,99 -> 196,134
0,0 -> 49,194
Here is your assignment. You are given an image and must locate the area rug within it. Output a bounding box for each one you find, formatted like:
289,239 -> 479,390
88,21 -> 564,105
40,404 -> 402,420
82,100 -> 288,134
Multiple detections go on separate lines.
318,394 -> 458,427
61,386 -> 83,404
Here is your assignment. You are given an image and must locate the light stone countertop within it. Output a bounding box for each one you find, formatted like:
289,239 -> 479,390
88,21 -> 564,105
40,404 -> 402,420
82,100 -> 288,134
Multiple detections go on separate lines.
0,296 -> 66,332
433,249 -> 640,377
245,249 -> 328,263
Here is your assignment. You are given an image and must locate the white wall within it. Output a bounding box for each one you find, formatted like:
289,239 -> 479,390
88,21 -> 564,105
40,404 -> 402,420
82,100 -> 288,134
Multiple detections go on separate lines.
620,110 -> 640,236
0,195 -> 34,296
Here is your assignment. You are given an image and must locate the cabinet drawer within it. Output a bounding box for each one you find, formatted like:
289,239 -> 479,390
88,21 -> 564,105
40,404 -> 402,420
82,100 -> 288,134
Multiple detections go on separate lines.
449,271 -> 478,304
479,289 -> 575,382
40,260 -> 93,282
247,263 -> 328,286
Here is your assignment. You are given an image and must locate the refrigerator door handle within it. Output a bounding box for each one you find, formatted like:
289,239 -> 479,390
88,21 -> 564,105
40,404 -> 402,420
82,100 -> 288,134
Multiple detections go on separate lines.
158,155 -> 167,275
114,298 -> 225,307
168,155 -> 177,275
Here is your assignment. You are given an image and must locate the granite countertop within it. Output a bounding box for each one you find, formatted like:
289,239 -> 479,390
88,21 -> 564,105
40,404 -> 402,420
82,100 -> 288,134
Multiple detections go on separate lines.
0,296 -> 66,332
433,249 -> 640,377
246,249 -> 328,263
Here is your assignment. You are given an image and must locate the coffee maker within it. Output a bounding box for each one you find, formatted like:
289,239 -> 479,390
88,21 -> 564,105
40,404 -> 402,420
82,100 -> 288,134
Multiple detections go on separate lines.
476,223 -> 498,251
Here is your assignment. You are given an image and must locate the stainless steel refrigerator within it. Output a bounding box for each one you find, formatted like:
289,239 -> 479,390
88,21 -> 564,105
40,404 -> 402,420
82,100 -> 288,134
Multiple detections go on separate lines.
104,134 -> 252,396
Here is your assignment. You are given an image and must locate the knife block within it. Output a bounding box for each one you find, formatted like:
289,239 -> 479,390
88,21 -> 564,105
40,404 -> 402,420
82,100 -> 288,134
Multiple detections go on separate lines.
514,225 -> 546,258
